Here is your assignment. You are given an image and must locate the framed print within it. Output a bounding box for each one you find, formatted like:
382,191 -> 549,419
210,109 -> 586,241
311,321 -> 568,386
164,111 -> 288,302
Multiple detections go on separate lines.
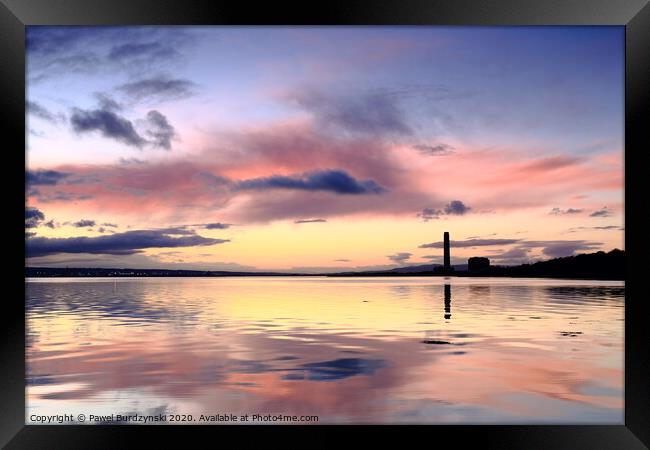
2,0 -> 649,447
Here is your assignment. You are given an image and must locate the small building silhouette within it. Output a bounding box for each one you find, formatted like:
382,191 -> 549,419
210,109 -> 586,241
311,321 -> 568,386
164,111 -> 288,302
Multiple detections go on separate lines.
468,256 -> 490,273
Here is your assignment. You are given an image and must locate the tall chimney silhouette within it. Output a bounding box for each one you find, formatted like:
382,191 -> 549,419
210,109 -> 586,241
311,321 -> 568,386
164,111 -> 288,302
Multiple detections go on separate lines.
443,232 -> 451,270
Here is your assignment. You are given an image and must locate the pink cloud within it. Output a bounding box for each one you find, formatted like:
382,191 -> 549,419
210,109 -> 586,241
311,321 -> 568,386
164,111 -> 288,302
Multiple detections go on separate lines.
28,120 -> 623,225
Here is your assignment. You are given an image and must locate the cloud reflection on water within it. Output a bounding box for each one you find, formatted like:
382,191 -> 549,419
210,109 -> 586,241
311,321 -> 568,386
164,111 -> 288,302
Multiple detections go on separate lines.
26,277 -> 624,423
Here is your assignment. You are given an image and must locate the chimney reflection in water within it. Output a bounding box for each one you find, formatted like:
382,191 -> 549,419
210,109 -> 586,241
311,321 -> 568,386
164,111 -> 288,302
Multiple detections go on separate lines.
444,284 -> 451,320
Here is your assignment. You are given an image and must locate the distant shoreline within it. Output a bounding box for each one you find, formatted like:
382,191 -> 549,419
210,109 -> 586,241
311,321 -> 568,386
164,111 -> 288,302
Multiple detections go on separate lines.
25,270 -> 624,281
24,249 -> 625,281
25,275 -> 624,281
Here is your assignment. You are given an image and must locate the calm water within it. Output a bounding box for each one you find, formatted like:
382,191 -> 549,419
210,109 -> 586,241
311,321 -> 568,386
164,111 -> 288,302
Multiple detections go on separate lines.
26,277 -> 624,424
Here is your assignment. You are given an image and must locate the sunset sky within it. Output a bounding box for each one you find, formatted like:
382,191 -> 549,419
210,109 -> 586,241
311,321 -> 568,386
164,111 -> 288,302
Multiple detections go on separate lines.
25,26 -> 624,272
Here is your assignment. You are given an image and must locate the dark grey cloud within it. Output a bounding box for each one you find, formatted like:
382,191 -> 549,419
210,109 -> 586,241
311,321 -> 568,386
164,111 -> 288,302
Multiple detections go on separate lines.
25,207 -> 45,228
417,200 -> 471,222
413,143 -> 455,156
294,219 -> 327,224
288,90 -> 412,136
118,76 -> 196,102
550,207 -> 584,215
26,101 -> 64,123
236,170 -> 387,195
144,110 -> 176,149
102,222 -> 118,228
44,220 -> 57,229
26,169 -> 69,186
590,207 -> 613,217
203,223 -> 231,230
73,219 -> 96,228
444,200 -> 470,215
419,238 -> 521,249
387,252 -> 412,264
71,102 -> 177,150
71,107 -> 147,148
26,229 -> 229,258
418,207 -> 441,221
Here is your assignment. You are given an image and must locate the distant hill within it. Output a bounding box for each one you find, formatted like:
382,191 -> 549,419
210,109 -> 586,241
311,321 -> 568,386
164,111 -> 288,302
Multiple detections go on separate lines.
327,263 -> 467,276
483,249 -> 624,280
332,263 -> 467,275
25,250 -> 624,280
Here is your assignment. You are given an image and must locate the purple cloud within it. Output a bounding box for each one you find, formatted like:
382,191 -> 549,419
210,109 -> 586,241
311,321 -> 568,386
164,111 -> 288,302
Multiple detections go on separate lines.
387,252 -> 412,264
25,207 -> 45,228
27,169 -> 69,186
590,207 -> 613,217
203,223 -> 231,230
26,229 -> 229,258
538,242 -> 602,258
418,208 -> 441,221
145,110 -> 176,149
118,76 -> 196,102
72,219 -> 96,228
444,200 -> 471,215
418,200 -> 471,222
235,169 -> 387,195
71,107 -> 147,148
550,207 -> 584,215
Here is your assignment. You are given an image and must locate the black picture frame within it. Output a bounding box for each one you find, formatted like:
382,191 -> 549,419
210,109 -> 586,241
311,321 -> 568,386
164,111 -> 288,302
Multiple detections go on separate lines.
3,0 -> 648,447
